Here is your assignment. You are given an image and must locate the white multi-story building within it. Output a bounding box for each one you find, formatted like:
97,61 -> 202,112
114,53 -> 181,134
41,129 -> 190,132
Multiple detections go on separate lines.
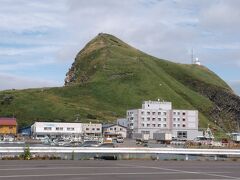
126,101 -> 201,140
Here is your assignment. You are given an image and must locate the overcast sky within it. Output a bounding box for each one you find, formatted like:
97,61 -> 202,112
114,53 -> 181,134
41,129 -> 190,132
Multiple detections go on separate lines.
0,0 -> 240,95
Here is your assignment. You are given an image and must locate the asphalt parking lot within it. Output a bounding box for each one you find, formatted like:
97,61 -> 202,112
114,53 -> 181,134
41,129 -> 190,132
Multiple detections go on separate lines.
0,160 -> 239,180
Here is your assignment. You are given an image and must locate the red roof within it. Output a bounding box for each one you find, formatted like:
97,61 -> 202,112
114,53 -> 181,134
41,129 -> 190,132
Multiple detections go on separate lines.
0,118 -> 17,126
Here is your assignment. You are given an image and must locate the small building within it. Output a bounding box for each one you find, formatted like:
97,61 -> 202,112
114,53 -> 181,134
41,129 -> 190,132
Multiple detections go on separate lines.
82,123 -> 102,136
31,122 -> 83,139
102,124 -> 127,138
0,117 -> 17,135
18,126 -> 31,136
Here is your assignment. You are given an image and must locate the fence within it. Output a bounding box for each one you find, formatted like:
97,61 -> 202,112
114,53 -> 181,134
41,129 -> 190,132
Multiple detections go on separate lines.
1,147 -> 240,160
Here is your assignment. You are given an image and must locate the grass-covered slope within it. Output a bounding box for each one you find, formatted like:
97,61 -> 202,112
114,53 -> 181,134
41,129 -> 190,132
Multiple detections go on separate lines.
0,33 -> 239,132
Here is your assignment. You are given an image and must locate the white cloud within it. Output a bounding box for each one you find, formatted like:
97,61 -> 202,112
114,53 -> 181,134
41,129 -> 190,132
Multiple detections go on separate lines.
0,0 -> 240,93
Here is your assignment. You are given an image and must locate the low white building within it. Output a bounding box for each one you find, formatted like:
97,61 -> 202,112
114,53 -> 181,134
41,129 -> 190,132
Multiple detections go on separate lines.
102,124 -> 127,138
126,100 -> 201,140
31,122 -> 102,138
82,123 -> 102,136
31,122 -> 82,138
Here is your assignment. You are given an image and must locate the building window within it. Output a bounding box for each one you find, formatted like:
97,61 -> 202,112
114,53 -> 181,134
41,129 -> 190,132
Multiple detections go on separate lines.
147,112 -> 150,115
173,124 -> 176,127
173,118 -> 176,121
152,124 -> 156,127
147,124 -> 150,127
97,128 -> 100,131
142,124 -> 144,127
67,127 -> 74,131
141,111 -> 144,115
158,118 -> 161,121
183,118 -> 186,121
147,117 -> 150,121
177,131 -> 187,139
182,124 -> 186,127
120,128 -> 122,131
158,112 -> 161,115
178,112 -> 180,115
158,124 -> 161,127
164,118 -> 167,121
44,127 -> 52,131
174,112 -> 176,115
152,112 -> 156,115
86,128 -> 89,130
152,118 -> 155,121
163,124 -> 167,127
130,123 -> 133,126
92,128 -> 95,131
110,128 -> 113,130
56,127 -> 63,131
182,112 -> 186,115
163,112 -> 167,115
177,124 -> 180,127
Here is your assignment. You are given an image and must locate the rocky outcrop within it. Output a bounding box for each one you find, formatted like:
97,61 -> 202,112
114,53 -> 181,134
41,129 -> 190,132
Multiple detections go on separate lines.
181,78 -> 240,130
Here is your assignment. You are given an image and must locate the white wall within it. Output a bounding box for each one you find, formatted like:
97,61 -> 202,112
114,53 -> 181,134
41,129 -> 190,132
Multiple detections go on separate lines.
32,122 -> 82,135
142,101 -> 172,110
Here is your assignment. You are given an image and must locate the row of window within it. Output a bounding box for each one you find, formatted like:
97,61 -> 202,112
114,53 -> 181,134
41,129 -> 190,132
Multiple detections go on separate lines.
173,112 -> 186,115
141,123 -> 186,128
43,127 -> 75,131
173,118 -> 186,121
109,127 -> 123,131
141,117 -> 167,121
141,111 -> 167,116
44,127 -> 101,131
142,124 -> 167,128
85,128 -> 101,131
173,124 -> 186,128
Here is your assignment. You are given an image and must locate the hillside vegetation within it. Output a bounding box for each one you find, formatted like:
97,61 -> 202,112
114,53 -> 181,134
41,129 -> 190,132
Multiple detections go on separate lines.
0,33 -> 239,134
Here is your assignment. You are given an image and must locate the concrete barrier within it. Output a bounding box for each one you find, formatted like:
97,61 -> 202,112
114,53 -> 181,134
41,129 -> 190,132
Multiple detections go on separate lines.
0,147 -> 240,156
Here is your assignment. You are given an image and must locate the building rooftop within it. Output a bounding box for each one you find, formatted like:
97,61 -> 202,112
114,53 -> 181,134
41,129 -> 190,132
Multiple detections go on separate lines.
0,118 -> 17,126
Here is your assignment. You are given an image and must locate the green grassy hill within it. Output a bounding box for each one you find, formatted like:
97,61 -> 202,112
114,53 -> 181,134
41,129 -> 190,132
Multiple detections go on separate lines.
0,33 -> 239,134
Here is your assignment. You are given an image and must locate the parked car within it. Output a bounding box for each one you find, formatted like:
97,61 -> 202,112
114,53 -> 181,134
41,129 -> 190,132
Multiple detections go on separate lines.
98,143 -> 116,148
80,140 -> 99,147
116,137 -> 124,143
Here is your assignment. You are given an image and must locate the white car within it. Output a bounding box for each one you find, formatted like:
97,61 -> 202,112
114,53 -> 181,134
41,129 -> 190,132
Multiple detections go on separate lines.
116,137 -> 124,143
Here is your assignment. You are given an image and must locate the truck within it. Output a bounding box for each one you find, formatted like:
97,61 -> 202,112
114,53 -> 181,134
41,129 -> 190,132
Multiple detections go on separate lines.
134,133 -> 150,145
153,133 -> 172,144
232,133 -> 240,143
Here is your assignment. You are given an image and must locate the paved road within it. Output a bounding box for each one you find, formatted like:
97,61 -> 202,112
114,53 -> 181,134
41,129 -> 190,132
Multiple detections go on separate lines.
0,160 -> 239,180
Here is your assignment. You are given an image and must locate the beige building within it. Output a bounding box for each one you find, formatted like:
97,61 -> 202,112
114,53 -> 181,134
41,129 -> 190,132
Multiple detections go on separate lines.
127,100 -> 201,140
82,123 -> 102,136
102,124 -> 127,138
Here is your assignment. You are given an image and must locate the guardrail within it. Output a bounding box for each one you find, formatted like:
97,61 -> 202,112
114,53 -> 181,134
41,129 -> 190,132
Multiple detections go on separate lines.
0,147 -> 240,156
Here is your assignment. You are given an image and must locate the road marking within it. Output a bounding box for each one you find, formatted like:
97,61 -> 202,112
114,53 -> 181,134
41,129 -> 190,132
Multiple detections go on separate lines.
0,172 -> 189,178
117,163 -> 240,179
0,166 -> 141,171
